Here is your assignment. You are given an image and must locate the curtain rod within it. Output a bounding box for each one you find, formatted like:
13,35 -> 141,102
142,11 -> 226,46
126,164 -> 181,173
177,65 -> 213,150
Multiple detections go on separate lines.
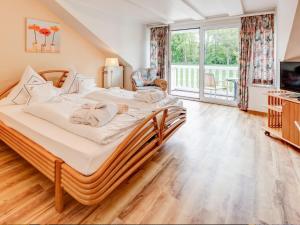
147,10 -> 275,28
239,10 -> 275,18
147,24 -> 169,28
199,10 -> 275,23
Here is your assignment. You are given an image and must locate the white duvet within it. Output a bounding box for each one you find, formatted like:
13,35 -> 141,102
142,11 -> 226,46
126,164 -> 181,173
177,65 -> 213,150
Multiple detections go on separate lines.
84,88 -> 182,110
23,99 -> 147,145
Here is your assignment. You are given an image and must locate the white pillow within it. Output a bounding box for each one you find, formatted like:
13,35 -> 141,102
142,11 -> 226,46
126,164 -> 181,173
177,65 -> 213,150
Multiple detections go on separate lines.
6,66 -> 46,105
61,68 -> 78,94
61,70 -> 96,94
77,77 -> 96,93
25,82 -> 62,105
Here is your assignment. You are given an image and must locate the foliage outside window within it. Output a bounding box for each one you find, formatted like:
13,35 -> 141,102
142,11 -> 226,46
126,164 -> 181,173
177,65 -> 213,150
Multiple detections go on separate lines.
171,30 -> 200,65
205,28 -> 239,66
171,28 -> 239,66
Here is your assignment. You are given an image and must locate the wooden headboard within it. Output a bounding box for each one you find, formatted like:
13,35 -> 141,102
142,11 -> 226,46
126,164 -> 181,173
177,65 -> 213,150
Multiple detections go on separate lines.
0,69 -> 70,99
39,70 -> 69,88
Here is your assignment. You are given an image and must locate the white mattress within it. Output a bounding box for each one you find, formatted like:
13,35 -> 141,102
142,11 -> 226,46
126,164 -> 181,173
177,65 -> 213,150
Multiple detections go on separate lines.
0,104 -> 122,175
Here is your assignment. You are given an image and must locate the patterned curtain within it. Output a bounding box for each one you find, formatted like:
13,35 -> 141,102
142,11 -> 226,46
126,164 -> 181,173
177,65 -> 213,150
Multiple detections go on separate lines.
252,14 -> 274,85
150,26 -> 169,79
239,14 -> 274,111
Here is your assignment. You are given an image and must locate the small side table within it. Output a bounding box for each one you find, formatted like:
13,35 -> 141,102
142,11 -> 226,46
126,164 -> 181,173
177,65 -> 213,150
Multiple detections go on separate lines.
104,66 -> 124,88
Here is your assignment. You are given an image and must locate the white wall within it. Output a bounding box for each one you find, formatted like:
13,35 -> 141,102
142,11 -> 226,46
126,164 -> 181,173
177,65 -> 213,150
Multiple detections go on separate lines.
145,28 -> 151,67
248,87 -> 269,112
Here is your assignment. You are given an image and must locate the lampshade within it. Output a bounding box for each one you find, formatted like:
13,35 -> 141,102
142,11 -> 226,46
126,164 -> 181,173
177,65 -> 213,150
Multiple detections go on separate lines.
105,58 -> 119,67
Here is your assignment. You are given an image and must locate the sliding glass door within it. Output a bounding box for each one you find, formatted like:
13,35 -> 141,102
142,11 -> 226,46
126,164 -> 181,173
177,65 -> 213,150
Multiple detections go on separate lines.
169,24 -> 240,105
202,27 -> 240,104
170,28 -> 200,99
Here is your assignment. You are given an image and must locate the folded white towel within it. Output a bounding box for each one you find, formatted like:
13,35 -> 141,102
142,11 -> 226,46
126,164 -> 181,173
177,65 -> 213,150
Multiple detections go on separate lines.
70,103 -> 118,127
134,89 -> 166,103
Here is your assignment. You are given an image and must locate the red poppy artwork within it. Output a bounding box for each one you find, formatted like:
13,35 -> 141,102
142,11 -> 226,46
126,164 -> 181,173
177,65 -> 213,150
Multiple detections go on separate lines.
26,18 -> 61,53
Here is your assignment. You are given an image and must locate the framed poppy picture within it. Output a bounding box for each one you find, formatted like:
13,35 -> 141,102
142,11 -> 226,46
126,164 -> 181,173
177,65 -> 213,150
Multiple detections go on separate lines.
26,18 -> 61,53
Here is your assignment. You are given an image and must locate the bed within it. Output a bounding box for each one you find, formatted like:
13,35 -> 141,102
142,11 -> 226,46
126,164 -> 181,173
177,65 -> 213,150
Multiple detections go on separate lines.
0,70 -> 186,212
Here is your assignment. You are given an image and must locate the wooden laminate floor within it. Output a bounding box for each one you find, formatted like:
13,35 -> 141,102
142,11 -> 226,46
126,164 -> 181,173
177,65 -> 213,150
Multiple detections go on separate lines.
1,100 -> 300,223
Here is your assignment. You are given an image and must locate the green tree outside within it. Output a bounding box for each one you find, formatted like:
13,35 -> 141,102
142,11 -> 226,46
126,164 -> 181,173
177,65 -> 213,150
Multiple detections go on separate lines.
171,28 -> 239,66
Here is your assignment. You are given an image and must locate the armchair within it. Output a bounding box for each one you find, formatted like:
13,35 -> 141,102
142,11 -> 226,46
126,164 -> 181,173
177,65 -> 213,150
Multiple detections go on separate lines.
131,68 -> 168,91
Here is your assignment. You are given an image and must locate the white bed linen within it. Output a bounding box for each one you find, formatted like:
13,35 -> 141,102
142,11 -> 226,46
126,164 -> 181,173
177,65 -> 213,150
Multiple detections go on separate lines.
0,104 -> 125,175
24,99 -> 145,145
84,88 -> 183,110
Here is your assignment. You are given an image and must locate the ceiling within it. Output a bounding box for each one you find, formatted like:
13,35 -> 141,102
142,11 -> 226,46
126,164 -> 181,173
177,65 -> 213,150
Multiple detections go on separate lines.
64,0 -> 278,24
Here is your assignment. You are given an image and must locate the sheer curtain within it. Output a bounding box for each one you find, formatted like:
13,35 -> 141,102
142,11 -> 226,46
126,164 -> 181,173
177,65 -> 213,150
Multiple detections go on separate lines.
239,14 -> 274,111
150,26 -> 169,79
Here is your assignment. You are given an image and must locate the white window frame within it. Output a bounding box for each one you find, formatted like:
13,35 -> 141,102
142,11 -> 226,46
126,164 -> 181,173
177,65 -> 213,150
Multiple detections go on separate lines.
168,19 -> 241,106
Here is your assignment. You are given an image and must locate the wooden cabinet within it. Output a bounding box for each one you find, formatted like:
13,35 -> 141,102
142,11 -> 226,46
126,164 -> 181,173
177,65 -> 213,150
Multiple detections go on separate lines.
265,91 -> 300,149
282,100 -> 290,140
282,100 -> 300,146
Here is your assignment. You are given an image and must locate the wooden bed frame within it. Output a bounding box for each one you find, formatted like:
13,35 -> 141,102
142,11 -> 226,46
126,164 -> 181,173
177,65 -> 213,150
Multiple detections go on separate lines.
0,70 -> 186,212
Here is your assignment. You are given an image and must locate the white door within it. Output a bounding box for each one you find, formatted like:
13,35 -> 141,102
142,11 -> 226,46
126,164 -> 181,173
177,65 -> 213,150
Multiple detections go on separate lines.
200,26 -> 240,105
169,28 -> 200,99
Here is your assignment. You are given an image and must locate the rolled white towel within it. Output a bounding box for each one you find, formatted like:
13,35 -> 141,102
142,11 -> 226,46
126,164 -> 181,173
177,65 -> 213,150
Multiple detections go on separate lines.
158,95 -> 179,107
70,103 -> 118,127
81,102 -> 128,114
80,103 -> 106,110
134,89 -> 166,103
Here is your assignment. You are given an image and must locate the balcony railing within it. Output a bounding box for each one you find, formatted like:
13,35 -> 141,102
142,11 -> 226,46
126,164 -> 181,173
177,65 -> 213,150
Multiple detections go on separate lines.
171,64 -> 239,98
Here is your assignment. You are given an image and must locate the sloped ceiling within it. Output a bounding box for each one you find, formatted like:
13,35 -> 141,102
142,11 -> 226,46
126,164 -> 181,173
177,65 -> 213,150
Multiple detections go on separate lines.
42,0 -> 137,68
285,2 -> 300,60
42,0 -> 112,55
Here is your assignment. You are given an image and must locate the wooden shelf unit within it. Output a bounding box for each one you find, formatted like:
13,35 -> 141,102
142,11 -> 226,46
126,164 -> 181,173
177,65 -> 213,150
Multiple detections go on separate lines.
295,121 -> 300,132
267,90 -> 285,129
264,90 -> 300,149
267,105 -> 282,113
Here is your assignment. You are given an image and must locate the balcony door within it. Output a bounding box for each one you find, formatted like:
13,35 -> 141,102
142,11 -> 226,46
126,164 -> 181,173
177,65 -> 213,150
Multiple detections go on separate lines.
169,25 -> 240,105
202,26 -> 240,105
170,28 -> 200,99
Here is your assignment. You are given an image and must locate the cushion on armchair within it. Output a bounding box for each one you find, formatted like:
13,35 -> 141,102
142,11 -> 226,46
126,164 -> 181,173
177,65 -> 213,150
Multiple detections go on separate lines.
148,68 -> 159,82
132,71 -> 144,87
132,68 -> 162,89
143,68 -> 158,86
140,69 -> 149,81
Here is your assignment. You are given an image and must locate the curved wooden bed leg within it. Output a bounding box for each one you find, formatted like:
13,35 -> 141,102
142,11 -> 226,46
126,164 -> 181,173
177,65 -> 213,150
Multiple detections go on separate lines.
160,108 -> 168,141
152,116 -> 161,145
55,159 -> 64,213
